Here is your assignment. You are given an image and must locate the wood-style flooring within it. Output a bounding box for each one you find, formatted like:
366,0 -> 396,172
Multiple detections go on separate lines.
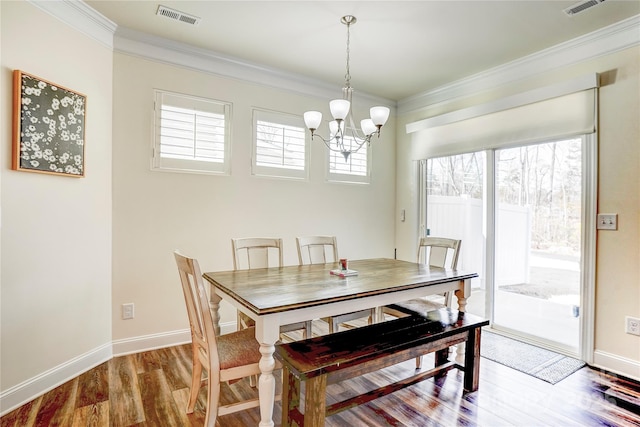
2,333 -> 640,426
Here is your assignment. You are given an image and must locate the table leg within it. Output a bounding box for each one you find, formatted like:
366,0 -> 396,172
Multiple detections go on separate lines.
454,278 -> 472,363
209,292 -> 222,336
454,277 -> 471,313
256,319 -> 280,427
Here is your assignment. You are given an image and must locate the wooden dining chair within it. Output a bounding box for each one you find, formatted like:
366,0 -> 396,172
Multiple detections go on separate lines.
382,237 -> 461,367
232,237 -> 312,338
296,235 -> 374,333
174,251 -> 276,426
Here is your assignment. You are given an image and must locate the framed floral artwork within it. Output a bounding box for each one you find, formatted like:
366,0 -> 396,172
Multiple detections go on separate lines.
12,70 -> 86,177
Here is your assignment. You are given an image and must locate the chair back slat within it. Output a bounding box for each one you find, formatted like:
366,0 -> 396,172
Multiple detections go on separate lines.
232,237 -> 283,270
417,237 -> 461,269
296,236 -> 339,266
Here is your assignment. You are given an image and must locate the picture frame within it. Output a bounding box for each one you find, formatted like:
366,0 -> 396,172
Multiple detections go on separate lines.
12,70 -> 87,177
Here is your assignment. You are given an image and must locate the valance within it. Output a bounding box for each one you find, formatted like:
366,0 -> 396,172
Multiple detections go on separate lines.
408,74 -> 599,159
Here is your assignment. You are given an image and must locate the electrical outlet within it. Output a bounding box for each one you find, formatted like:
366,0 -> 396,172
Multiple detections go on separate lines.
625,316 -> 640,336
122,303 -> 135,320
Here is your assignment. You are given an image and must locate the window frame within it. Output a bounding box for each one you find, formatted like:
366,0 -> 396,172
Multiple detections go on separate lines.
326,131 -> 371,184
152,89 -> 232,175
251,108 -> 309,180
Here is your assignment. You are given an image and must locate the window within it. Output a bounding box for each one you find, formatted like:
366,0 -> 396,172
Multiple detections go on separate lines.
252,109 -> 308,179
153,90 -> 231,174
327,134 -> 370,183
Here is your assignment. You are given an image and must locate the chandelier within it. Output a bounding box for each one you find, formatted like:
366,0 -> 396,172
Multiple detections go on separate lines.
303,15 -> 390,162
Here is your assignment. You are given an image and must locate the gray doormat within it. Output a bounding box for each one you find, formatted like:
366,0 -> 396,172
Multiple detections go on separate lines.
480,330 -> 585,384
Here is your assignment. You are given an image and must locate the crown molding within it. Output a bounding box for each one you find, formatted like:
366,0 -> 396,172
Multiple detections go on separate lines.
113,26 -> 394,108
28,0 -> 116,49
398,14 -> 640,115
26,0 -> 391,106
27,2 -> 637,117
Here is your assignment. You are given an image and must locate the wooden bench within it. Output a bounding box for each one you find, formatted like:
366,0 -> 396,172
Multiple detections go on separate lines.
274,308 -> 489,427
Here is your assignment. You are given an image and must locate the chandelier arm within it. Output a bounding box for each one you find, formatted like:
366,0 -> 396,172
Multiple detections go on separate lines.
345,114 -> 367,141
344,134 -> 370,150
310,134 -> 348,153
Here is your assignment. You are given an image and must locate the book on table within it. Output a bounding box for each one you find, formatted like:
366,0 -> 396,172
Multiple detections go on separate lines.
330,269 -> 358,277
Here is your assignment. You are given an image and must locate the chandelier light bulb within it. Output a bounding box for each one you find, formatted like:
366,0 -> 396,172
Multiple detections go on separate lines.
370,106 -> 391,127
360,119 -> 377,136
304,111 -> 322,130
329,120 -> 345,137
329,99 -> 350,121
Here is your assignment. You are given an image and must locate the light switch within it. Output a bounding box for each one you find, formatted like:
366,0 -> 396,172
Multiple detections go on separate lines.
597,213 -> 617,230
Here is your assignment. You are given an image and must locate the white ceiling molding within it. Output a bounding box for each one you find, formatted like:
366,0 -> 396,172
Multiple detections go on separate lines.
113,27 -> 394,110
398,14 -> 640,115
26,0 -> 637,118
28,0 -> 116,49
29,0 -> 392,109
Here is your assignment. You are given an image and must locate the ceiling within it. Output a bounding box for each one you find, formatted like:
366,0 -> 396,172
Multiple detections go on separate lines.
85,0 -> 640,102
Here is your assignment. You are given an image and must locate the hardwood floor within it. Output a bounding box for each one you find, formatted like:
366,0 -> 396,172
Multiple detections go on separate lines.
2,337 -> 640,427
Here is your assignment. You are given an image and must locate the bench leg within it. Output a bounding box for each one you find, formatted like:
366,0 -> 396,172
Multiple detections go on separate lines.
282,366 -> 301,427
304,375 -> 327,427
434,348 -> 450,378
463,327 -> 482,392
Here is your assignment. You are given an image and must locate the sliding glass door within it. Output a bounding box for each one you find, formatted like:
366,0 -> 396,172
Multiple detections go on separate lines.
424,137 -> 587,357
493,138 -> 582,353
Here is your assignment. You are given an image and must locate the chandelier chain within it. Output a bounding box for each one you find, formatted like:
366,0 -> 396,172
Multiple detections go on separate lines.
344,20 -> 351,89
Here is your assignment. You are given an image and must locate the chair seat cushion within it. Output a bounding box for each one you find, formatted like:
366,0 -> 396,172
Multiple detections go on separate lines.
218,327 -> 261,369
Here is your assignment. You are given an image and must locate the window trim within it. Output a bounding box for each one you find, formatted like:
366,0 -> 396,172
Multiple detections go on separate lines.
152,89 -> 232,175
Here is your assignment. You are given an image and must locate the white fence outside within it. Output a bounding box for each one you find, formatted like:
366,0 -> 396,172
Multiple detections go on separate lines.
426,195 -> 531,289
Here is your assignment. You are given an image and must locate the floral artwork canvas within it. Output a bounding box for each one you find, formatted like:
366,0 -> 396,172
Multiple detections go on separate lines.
12,70 -> 86,177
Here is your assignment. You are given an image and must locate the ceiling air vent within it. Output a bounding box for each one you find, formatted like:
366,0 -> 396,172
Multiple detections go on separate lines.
156,5 -> 201,25
564,0 -> 606,16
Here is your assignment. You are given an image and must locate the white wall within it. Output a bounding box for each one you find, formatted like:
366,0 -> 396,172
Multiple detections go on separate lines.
0,0 -> 113,410
395,46 -> 640,379
110,52 -> 396,351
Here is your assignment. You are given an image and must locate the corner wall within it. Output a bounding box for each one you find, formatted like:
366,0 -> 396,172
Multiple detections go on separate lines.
0,0 -> 113,412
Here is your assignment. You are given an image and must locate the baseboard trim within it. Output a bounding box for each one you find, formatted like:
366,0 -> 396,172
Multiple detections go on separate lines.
1,321 -> 238,417
112,321 -> 237,356
0,342 -> 112,417
592,350 -> 640,382
112,329 -> 192,357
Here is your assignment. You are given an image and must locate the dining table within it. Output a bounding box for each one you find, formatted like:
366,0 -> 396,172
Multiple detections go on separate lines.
203,257 -> 478,427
